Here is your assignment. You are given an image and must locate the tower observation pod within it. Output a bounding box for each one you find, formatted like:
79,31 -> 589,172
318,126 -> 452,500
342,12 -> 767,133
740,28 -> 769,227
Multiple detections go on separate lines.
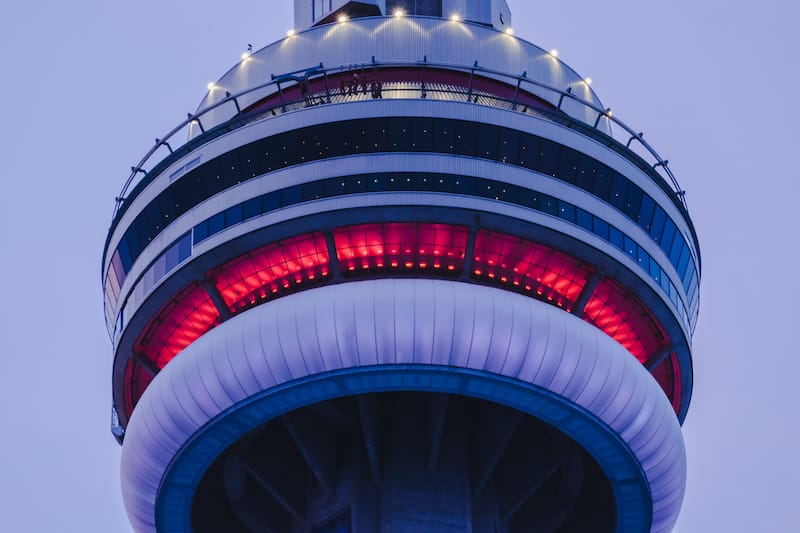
103,1 -> 700,531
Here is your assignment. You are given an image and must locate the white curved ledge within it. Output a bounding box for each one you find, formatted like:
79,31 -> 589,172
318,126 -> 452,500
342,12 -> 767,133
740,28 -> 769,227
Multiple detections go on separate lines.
121,279 -> 685,532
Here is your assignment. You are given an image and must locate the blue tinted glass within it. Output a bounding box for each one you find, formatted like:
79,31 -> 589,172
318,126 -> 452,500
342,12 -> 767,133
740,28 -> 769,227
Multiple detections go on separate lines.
650,206 -> 667,242
541,194 -> 558,215
668,232 -> 683,265
243,197 -> 261,219
609,226 -> 624,249
165,241 -> 180,270
262,191 -> 280,212
636,244 -> 649,268
638,194 -> 655,231
224,204 -> 242,226
661,219 -> 676,256
576,208 -> 593,231
558,201 -> 576,223
281,186 -> 302,205
539,139 -> 559,177
622,185 -> 643,220
609,173 -> 627,210
593,218 -> 609,240
178,232 -> 191,260
624,235 -> 637,259
208,212 -> 225,236
193,220 -> 209,244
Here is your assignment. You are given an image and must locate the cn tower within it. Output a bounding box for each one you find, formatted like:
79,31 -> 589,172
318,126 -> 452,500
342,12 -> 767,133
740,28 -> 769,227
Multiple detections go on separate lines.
102,1 -> 700,531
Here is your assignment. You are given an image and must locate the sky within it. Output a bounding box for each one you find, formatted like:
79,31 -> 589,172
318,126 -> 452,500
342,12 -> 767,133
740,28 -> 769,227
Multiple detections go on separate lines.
0,1 -> 798,531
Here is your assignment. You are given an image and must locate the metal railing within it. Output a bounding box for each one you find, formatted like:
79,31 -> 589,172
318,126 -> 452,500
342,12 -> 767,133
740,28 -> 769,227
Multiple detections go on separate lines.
110,59 -> 694,247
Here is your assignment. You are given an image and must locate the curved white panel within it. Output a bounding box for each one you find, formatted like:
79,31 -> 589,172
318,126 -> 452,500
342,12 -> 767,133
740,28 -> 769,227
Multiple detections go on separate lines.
121,279 -> 685,532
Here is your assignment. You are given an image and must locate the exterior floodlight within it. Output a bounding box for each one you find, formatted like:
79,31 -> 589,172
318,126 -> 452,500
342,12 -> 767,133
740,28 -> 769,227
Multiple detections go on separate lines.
549,49 -> 559,57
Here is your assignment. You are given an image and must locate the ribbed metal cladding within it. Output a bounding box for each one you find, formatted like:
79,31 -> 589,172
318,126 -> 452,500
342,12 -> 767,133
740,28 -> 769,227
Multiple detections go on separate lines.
196,16 -> 600,130
120,279 -> 685,533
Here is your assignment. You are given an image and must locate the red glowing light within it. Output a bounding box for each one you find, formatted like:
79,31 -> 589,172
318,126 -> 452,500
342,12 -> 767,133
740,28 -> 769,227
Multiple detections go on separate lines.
582,278 -> 669,364
211,233 -> 330,312
134,282 -> 221,369
472,230 -> 591,307
333,223 -> 468,276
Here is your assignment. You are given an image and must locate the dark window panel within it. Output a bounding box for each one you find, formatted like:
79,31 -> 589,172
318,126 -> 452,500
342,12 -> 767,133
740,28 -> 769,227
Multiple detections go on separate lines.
656,213 -> 673,250
224,204 -> 242,226
623,185 -> 643,221
193,220 -> 209,244
594,164 -> 614,201
262,191 -> 281,212
638,194 -> 656,231
609,225 -> 624,250
557,147 -> 580,184
518,134 -> 539,169
668,230 -> 683,265
242,197 -> 261,220
476,123 -> 499,159
538,138 -> 560,177
411,117 -> 434,152
576,208 -> 593,231
609,173 -> 627,211
498,128 -> 520,165
593,217 -> 609,241
576,154 -> 598,191
433,119 -> 456,153
558,201 -> 576,223
541,194 -> 558,216
207,212 -> 225,237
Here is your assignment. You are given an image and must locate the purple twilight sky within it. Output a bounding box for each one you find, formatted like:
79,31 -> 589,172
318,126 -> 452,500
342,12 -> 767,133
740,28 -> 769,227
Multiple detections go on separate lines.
0,1 -> 798,531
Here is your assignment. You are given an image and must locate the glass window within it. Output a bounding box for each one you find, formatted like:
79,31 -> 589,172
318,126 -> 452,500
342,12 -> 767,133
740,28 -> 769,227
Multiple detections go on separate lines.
518,134 -> 539,169
658,216 -> 674,252
557,147 -> 580,184
609,225 -> 624,250
593,164 -> 614,201
638,194 -> 655,231
576,208 -> 593,232
498,128 -> 519,165
243,197 -> 261,220
540,194 -> 558,216
576,155 -> 597,191
224,204 -> 242,226
558,201 -> 576,223
208,212 -> 225,236
262,191 -> 280,212
411,117 -> 434,152
433,119 -> 456,153
623,235 -> 637,259
609,173 -> 627,211
622,185 -> 643,220
593,217 -> 609,241
668,231 -> 683,265
538,138 -> 559,177
193,220 -> 209,244
476,123 -> 499,159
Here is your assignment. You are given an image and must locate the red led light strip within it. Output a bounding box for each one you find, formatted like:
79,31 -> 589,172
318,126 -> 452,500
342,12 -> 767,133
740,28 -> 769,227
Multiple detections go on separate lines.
471,230 -> 590,311
125,224 -> 680,417
334,223 -> 468,275
582,278 -> 670,364
133,282 -> 221,370
211,233 -> 330,313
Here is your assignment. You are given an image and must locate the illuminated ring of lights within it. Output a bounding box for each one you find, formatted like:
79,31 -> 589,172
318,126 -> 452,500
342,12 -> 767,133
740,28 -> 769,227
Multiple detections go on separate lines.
120,279 -> 685,533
